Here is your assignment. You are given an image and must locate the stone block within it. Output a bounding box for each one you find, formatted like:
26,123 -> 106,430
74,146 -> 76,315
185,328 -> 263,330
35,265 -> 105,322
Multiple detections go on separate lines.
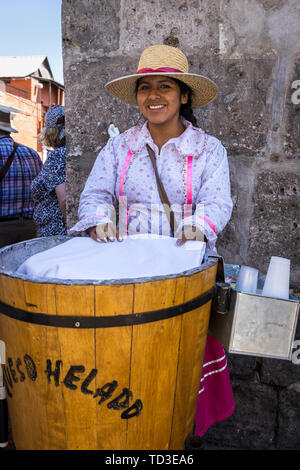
118,0 -> 220,55
62,0 -> 121,61
260,356 -> 300,388
216,155 -> 256,264
277,387 -> 300,449
203,378 -> 277,449
219,0 -> 276,57
66,153 -> 97,227
285,55 -> 300,157
227,353 -> 257,379
248,171 -> 300,287
194,56 -> 275,156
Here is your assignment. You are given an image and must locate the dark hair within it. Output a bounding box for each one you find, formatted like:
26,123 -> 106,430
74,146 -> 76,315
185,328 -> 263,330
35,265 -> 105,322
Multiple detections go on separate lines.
135,77 -> 198,127
172,78 -> 198,127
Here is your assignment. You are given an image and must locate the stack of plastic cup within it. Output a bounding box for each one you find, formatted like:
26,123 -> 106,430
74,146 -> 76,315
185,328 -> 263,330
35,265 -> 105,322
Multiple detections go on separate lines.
262,256 -> 290,299
235,266 -> 259,294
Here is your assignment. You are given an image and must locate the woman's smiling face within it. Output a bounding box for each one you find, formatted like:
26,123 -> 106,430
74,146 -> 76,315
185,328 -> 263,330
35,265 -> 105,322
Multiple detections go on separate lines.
136,75 -> 188,127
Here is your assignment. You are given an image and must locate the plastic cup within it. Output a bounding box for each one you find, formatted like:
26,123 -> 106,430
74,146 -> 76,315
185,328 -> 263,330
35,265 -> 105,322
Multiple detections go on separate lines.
262,256 -> 290,299
235,266 -> 259,294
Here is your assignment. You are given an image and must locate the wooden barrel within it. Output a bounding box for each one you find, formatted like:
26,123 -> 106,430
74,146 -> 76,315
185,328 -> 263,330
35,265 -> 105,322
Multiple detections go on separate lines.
0,236 -> 217,450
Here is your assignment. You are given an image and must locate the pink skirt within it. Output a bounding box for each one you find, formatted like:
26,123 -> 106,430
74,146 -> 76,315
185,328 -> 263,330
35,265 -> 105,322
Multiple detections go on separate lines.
194,334 -> 235,437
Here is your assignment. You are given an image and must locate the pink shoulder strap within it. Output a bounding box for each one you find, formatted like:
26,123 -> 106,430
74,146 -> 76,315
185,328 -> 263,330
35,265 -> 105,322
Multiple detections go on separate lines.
185,155 -> 216,234
119,149 -> 133,235
184,155 -> 193,217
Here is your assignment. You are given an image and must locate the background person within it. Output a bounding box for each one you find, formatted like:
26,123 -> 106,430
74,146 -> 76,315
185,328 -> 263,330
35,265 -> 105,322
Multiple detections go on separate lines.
31,105 -> 67,237
0,107 -> 42,248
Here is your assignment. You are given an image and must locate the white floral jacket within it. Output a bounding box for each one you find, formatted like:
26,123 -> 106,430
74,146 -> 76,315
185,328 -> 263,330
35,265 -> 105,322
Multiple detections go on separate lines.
70,120 -> 233,250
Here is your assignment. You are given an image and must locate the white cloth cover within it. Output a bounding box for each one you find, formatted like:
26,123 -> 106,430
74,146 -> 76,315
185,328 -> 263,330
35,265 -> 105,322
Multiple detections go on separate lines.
17,235 -> 205,281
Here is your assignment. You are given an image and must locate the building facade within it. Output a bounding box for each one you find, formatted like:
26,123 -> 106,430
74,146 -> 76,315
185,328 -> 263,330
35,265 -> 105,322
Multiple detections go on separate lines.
0,56 -> 64,160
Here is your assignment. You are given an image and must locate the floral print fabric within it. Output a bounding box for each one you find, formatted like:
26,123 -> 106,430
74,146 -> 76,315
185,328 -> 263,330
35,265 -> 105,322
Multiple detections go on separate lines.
31,145 -> 66,237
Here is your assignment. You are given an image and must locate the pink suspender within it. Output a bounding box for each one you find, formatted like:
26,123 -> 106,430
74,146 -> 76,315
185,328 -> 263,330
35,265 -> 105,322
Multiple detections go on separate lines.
185,155 -> 217,235
119,149 -> 133,234
184,155 -> 193,217
186,156 -> 193,206
119,149 -> 132,205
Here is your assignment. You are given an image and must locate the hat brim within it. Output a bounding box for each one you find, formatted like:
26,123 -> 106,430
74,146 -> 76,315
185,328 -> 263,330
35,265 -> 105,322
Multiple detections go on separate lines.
105,72 -> 218,108
0,124 -> 18,133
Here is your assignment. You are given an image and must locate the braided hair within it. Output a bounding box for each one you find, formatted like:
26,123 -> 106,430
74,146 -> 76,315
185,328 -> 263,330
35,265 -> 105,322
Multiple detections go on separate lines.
173,78 -> 198,127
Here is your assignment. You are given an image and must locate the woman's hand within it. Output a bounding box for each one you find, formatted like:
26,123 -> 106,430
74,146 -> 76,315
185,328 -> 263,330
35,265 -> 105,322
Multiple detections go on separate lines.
176,225 -> 207,246
86,223 -> 123,242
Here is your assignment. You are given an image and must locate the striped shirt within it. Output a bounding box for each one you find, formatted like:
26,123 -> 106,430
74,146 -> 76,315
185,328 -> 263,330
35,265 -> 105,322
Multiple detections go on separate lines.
0,135 -> 42,218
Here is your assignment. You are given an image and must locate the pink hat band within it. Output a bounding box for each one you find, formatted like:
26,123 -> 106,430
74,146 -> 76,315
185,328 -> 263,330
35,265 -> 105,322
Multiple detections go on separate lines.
137,67 -> 183,74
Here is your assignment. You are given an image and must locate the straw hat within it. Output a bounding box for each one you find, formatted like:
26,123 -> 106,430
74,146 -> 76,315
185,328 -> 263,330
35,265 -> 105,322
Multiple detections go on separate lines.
105,45 -> 218,108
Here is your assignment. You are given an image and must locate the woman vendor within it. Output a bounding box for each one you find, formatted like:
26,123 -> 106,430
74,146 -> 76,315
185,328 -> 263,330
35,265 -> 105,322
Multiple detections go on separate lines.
70,44 -> 235,442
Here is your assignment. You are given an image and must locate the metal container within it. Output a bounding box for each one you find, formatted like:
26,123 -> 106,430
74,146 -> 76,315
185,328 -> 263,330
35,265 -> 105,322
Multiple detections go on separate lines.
209,263 -> 300,360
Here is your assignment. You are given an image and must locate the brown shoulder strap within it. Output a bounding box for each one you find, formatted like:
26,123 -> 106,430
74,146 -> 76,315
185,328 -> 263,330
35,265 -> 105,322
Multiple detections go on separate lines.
146,144 -> 177,236
0,142 -> 19,182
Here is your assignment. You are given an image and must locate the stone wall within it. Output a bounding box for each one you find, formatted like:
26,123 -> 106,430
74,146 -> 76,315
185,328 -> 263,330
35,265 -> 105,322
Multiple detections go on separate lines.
61,0 -> 300,449
204,320 -> 300,449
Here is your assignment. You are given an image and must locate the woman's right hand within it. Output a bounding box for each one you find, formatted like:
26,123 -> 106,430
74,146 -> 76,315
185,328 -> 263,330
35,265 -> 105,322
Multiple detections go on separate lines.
86,223 -> 123,242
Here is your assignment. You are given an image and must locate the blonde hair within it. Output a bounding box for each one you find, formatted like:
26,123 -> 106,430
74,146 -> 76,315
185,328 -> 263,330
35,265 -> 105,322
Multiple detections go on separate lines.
38,127 -> 65,149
